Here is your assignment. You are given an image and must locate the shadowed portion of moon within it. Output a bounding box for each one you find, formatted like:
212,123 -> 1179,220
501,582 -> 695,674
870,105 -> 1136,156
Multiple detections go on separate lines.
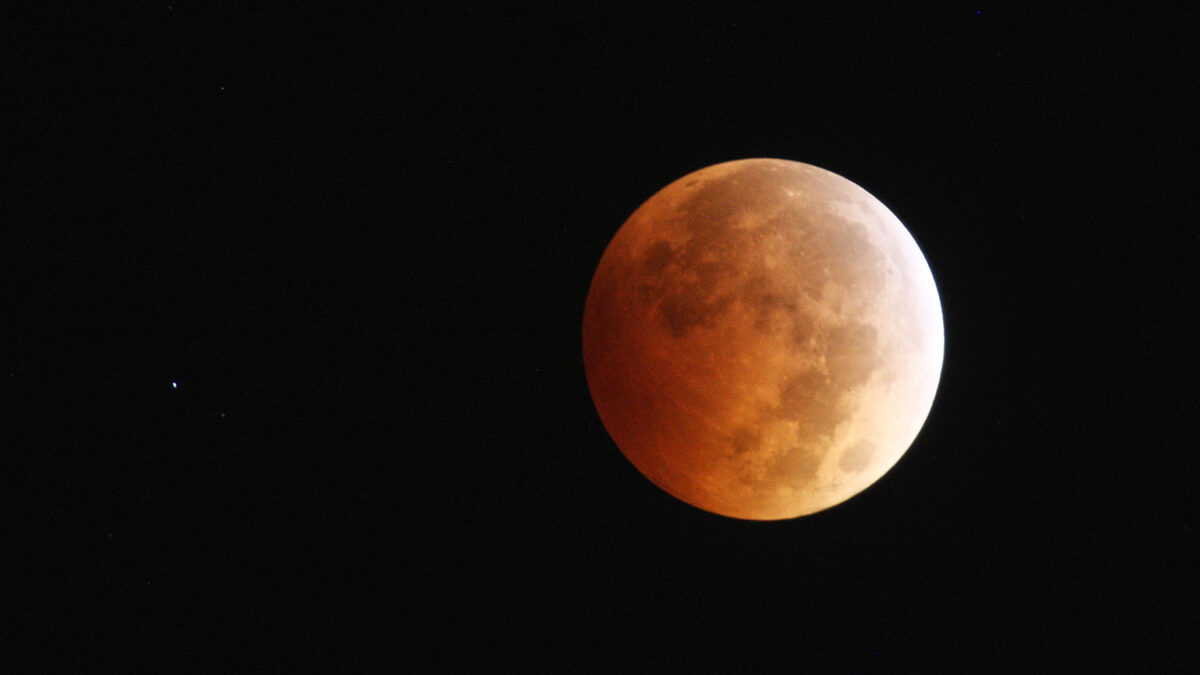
583,159 -> 943,520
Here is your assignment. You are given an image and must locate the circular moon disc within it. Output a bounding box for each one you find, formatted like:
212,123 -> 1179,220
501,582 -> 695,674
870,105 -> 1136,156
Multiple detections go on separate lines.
582,159 -> 943,520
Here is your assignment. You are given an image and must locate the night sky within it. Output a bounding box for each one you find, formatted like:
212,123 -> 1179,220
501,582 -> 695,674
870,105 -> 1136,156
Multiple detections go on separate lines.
8,5 -> 1196,669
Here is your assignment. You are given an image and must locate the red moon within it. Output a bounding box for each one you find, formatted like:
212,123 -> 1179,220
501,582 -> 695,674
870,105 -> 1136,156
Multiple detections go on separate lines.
582,159 -> 943,520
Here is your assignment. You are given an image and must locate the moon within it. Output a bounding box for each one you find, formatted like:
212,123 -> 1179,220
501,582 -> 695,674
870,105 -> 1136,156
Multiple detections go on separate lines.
582,159 -> 943,520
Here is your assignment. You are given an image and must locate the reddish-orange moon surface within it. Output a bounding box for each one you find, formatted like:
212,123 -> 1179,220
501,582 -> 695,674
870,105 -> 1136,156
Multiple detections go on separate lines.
582,159 -> 943,520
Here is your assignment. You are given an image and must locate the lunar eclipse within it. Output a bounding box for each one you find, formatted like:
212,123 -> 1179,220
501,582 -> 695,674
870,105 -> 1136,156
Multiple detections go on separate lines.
583,159 -> 943,520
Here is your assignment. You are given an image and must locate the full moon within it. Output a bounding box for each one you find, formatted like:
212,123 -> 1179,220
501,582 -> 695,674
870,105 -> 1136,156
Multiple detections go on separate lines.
582,159 -> 943,520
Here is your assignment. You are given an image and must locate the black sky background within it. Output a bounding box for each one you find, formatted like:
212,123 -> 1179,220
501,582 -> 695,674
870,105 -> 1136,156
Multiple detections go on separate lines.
6,5 -> 1196,670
